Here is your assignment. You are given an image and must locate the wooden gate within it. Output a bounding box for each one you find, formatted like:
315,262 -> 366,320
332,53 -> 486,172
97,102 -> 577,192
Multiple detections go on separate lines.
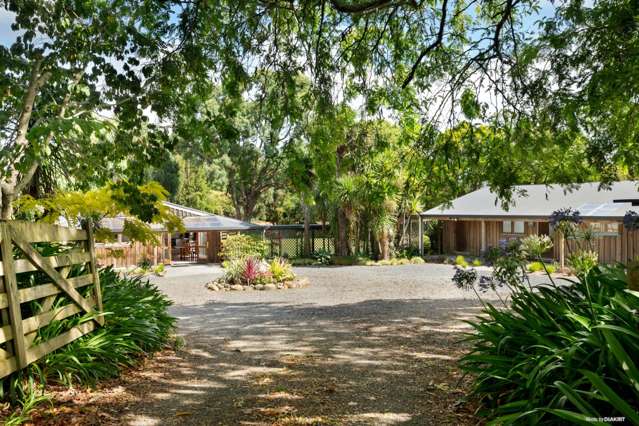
0,221 -> 103,378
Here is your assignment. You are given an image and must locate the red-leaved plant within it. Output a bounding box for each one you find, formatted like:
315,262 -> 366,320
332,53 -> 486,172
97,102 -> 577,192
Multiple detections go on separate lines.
242,257 -> 261,284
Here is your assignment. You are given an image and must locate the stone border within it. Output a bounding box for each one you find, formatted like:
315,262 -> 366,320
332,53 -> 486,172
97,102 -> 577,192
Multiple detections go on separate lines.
206,277 -> 309,292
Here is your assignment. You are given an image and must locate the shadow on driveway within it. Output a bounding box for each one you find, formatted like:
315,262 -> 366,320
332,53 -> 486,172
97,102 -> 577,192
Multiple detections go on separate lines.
75,298 -> 484,425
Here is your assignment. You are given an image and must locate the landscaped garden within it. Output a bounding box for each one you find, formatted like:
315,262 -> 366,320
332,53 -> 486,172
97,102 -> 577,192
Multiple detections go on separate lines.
1,0 -> 638,424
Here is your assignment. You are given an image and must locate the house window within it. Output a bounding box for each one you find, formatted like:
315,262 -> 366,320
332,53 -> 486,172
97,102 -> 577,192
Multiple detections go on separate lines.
588,222 -> 619,237
503,220 -> 525,234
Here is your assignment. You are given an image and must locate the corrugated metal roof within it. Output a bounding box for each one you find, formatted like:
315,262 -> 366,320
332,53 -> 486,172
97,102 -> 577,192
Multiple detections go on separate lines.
99,201 -> 262,232
421,181 -> 639,220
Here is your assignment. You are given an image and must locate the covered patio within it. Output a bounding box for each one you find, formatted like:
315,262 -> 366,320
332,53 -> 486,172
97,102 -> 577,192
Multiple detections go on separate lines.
96,202 -> 262,268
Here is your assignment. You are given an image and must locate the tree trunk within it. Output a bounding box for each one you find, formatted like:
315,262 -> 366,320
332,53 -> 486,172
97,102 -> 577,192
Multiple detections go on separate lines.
1,187 -> 14,220
302,199 -> 311,257
379,227 -> 390,260
336,208 -> 350,256
370,227 -> 379,260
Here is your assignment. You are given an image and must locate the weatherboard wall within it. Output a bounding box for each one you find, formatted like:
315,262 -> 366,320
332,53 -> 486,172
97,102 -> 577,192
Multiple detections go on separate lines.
439,219 -> 639,264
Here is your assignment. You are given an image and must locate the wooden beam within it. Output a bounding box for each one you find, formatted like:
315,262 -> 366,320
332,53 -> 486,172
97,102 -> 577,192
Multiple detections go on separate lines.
0,250 -> 91,276
11,233 -> 98,324
0,224 -> 27,368
481,220 -> 486,253
418,217 -> 424,256
5,221 -> 87,243
25,322 -> 95,365
16,274 -> 93,306
84,222 -> 104,323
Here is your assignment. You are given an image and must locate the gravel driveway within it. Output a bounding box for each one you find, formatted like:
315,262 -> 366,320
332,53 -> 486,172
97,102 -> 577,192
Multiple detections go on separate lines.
61,264 -> 549,425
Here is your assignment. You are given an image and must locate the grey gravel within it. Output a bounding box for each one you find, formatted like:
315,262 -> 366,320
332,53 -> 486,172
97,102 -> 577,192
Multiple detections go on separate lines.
116,263 -> 554,425
150,263 -> 516,308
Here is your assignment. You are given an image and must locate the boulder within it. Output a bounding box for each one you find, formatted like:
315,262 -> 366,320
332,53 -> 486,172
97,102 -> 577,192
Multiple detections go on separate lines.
263,284 -> 277,291
230,284 -> 244,291
255,284 -> 265,291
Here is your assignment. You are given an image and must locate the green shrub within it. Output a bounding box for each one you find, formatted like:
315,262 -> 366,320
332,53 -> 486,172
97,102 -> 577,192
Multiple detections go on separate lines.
397,258 -> 411,265
458,265 -> 639,424
290,258 -> 315,266
520,234 -> 553,259
568,249 -> 598,276
269,258 -> 294,282
410,256 -> 425,264
455,255 -> 468,267
483,246 -> 502,264
330,255 -> 369,266
137,257 -> 152,271
527,261 -> 557,274
220,234 -> 267,261
471,258 -> 482,267
40,268 -> 175,386
1,267 -> 175,417
311,249 -> 332,265
153,263 -> 165,276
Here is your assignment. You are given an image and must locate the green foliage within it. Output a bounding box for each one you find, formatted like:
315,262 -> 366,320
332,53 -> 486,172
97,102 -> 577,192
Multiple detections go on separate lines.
471,258 -> 483,267
15,181 -> 184,244
290,258 -> 315,266
410,256 -> 425,264
459,265 -> 639,424
569,250 -> 599,277
170,155 -> 234,216
455,255 -> 469,268
269,258 -> 294,282
520,234 -> 554,260
527,261 -> 557,274
311,249 -> 332,265
219,234 -> 267,261
1,268 -> 174,420
0,1 -> 179,217
331,256 -> 369,266
153,263 -> 165,276
221,256 -> 295,285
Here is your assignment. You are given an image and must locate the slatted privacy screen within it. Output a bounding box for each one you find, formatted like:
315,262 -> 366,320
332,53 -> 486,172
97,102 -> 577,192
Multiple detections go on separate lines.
0,221 -> 103,379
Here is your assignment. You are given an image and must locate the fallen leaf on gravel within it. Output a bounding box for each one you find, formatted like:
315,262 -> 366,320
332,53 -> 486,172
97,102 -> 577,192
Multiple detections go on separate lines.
257,406 -> 296,416
175,411 -> 192,416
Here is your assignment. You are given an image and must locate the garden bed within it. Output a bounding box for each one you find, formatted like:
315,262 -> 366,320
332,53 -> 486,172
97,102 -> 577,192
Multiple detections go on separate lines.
207,256 -> 309,292
206,277 -> 309,291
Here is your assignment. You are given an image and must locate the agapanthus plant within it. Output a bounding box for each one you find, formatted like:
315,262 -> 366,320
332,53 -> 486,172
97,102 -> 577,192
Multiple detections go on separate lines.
623,210 -> 639,230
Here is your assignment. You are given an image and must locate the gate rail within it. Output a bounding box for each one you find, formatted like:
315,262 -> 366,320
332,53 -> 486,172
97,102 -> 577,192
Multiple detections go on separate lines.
0,221 -> 103,378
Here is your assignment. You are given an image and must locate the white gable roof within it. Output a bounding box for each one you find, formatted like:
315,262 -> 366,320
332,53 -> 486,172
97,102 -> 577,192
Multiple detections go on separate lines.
422,181 -> 639,220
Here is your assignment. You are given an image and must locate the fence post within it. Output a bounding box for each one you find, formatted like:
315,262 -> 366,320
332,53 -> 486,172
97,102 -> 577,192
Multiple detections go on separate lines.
0,224 -> 27,368
84,221 -> 104,325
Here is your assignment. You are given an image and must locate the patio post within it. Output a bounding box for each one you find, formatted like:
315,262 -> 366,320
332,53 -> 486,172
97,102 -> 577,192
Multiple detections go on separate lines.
481,220 -> 486,254
418,216 -> 424,255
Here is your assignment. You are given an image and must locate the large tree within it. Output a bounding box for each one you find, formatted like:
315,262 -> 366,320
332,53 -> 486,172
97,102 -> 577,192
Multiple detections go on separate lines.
0,1 -> 194,218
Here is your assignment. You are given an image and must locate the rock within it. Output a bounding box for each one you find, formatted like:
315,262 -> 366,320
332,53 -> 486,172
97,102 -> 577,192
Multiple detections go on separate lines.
230,285 -> 244,291
297,278 -> 310,288
263,284 -> 277,291
276,283 -> 285,290
255,284 -> 265,291
242,285 -> 252,291
210,284 -> 219,291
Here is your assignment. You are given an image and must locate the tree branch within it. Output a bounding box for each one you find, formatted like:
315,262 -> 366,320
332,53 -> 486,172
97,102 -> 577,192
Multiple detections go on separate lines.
401,0 -> 448,88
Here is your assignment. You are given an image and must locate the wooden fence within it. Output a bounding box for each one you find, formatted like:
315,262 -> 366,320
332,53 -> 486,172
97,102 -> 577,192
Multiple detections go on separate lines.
0,221 -> 103,379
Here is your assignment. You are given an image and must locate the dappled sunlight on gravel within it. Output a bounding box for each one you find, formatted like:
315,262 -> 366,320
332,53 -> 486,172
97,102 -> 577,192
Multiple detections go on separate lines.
33,264 -> 503,425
